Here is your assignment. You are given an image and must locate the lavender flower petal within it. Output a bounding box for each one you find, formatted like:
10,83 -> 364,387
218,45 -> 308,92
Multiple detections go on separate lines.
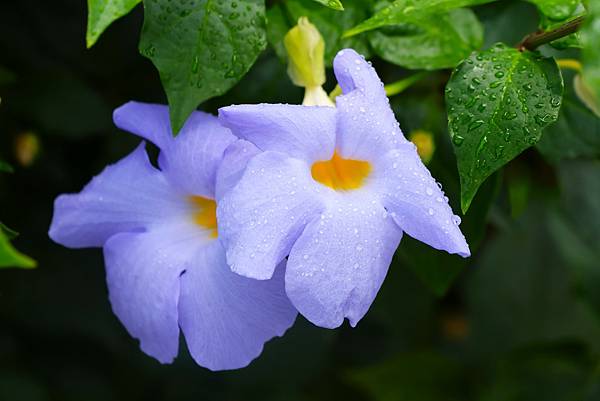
179,241 -> 297,371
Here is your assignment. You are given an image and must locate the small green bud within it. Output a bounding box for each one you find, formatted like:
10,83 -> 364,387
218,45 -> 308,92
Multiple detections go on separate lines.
284,17 -> 326,89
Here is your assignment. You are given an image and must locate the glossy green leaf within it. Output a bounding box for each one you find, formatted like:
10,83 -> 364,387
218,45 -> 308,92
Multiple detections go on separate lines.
140,0 -> 267,134
310,0 -> 344,11
343,0 -> 497,38
86,0 -> 141,48
369,8 -> 483,70
581,0 -> 600,101
267,0 -> 371,66
446,43 -> 563,212
526,0 -> 580,20
0,230 -> 36,269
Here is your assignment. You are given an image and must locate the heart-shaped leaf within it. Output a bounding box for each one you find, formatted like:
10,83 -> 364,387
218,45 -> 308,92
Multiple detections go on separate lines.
140,0 -> 267,134
446,43 -> 563,212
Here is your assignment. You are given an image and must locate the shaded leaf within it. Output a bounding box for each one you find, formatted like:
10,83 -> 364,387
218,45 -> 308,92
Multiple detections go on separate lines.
482,342 -> 596,401
343,0 -> 497,38
0,159 -> 13,173
536,77 -> 600,162
86,0 -> 141,48
0,230 -> 36,269
446,43 -> 563,212
347,351 -> 463,401
466,201 -> 600,360
368,7 -> 483,70
140,0 -> 267,134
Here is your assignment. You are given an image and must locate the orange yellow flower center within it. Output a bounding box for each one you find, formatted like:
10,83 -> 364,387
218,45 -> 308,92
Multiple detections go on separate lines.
311,151 -> 371,191
189,196 -> 218,238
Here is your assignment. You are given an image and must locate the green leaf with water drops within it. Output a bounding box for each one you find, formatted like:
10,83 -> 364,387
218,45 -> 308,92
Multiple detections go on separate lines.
342,0 -> 497,38
0,230 -> 36,269
525,0 -> 581,20
368,7 -> 483,70
140,0 -> 267,134
311,0 -> 344,11
581,0 -> 600,102
86,0 -> 141,48
446,43 -> 563,213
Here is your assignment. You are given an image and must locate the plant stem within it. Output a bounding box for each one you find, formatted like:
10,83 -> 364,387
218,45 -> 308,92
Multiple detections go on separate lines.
518,16 -> 586,51
385,71 -> 430,97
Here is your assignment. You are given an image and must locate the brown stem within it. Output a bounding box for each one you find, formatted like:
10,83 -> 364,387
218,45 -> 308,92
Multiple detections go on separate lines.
517,15 -> 586,51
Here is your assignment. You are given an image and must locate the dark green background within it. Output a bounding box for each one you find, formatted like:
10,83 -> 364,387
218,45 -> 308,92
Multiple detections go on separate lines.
1,1 -> 599,400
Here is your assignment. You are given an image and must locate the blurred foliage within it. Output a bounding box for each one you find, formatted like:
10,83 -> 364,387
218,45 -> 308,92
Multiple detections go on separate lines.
0,0 -> 599,400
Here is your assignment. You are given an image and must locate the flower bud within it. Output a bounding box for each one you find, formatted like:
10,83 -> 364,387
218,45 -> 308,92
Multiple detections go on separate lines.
284,17 -> 326,90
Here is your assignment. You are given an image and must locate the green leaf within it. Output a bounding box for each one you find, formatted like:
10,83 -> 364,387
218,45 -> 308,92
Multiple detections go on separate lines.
368,7 -> 483,70
445,43 -> 563,212
267,0 -> 371,66
526,0 -> 580,20
0,230 -> 36,269
581,0 -> 600,101
140,0 -> 267,134
310,0 -> 344,11
0,159 -> 13,173
343,0 -> 497,38
86,0 -> 141,48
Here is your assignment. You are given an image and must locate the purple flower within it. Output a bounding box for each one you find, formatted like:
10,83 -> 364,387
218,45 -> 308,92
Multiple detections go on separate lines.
49,102 -> 297,370
217,49 -> 470,329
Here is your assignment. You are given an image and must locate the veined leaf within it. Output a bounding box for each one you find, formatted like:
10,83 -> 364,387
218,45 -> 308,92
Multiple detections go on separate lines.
140,0 -> 267,134
86,0 -> 141,48
0,230 -> 36,269
311,0 -> 344,11
369,8 -> 483,70
343,0 -> 497,38
446,44 -> 563,212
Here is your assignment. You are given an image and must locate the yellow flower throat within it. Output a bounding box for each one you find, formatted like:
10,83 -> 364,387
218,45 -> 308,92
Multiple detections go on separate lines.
189,196 -> 218,238
311,152 -> 371,190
